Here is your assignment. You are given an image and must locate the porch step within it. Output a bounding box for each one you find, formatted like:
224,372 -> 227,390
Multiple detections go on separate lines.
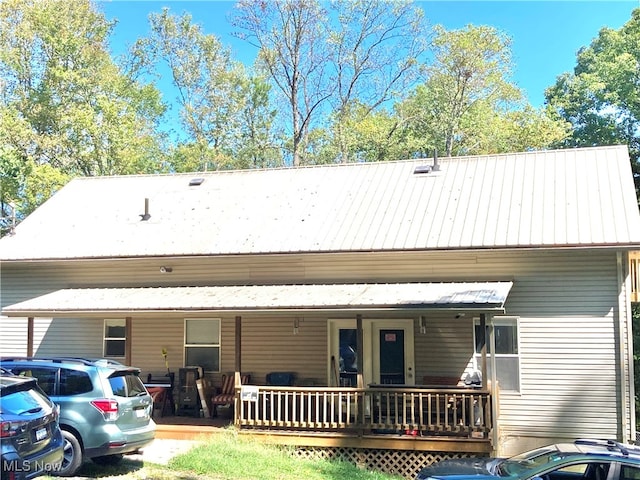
155,423 -> 226,440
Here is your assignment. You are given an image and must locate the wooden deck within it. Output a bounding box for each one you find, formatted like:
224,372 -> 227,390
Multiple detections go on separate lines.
153,415 -> 229,440
153,385 -> 494,454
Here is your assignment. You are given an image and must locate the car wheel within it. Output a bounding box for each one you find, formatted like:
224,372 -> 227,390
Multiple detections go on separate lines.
55,430 -> 83,477
91,454 -> 124,466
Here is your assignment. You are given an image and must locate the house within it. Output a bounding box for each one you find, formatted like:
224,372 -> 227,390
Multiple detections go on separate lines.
1,145 -> 639,478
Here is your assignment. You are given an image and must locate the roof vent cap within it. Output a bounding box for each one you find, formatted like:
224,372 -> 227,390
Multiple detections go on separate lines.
413,165 -> 432,175
189,178 -> 205,186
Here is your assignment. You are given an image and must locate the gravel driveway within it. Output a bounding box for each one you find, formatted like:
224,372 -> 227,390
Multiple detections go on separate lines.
129,438 -> 201,465
61,438 -> 201,480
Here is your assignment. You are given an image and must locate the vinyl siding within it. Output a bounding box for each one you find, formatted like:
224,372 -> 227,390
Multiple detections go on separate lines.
35,318 -> 104,357
0,248 -> 633,454
414,315 -> 473,382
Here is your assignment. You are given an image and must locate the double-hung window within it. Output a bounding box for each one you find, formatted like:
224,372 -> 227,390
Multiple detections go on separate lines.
474,317 -> 520,392
104,319 -> 126,358
184,318 -> 220,372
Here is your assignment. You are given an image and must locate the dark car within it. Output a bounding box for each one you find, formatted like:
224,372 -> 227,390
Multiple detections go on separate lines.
1,371 -> 64,480
1,357 -> 155,477
416,439 -> 640,480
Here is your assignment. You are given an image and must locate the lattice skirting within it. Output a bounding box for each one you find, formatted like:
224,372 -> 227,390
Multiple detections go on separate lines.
289,446 -> 478,479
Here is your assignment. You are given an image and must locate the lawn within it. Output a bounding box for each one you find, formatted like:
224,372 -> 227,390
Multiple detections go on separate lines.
41,429 -> 404,480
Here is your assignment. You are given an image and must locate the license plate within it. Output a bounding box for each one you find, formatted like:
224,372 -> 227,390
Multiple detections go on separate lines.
35,427 -> 47,441
135,408 -> 147,418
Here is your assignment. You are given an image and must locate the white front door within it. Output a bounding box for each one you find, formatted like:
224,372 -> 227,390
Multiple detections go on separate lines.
328,319 -> 415,386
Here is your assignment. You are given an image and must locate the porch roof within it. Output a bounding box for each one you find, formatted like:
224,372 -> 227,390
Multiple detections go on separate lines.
2,281 -> 512,317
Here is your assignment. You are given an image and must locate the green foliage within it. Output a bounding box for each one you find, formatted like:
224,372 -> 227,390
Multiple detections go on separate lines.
234,0 -> 330,166
545,8 -> 640,191
135,9 -> 281,171
397,25 -> 568,158
233,0 -> 426,165
326,0 -> 426,163
0,0 -> 167,223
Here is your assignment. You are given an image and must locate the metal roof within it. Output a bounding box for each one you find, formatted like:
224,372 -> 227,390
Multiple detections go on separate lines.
2,145 -> 639,260
1,282 -> 513,317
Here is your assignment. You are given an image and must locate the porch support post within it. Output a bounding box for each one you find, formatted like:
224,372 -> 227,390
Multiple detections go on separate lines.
356,314 -> 364,388
234,315 -> 242,385
488,315 -> 500,453
480,314 -> 487,389
234,315 -> 242,426
27,317 -> 34,357
617,251 -> 631,441
125,317 -> 132,366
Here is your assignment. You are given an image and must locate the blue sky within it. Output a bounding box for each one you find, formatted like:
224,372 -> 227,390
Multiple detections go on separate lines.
99,0 -> 639,112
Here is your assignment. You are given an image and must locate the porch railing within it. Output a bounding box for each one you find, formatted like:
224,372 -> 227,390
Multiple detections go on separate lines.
237,385 -> 492,438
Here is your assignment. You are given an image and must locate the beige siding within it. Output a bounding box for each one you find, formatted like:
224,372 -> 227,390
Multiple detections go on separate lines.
241,316 -> 328,385
127,314 -> 329,387
35,318 -> 103,357
414,315 -> 473,382
0,248 -> 633,455
130,316 -> 185,378
0,317 -> 104,357
0,317 -> 29,355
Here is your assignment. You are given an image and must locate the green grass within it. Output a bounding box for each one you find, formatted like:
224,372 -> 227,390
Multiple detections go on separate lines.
169,430 -> 401,480
41,429 -> 404,480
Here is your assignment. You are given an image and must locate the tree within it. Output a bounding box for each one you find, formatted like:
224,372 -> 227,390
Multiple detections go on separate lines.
398,25 -> 567,157
134,9 -> 280,171
233,0 -> 331,166
233,0 -> 429,165
319,102 -> 412,163
545,8 -> 640,192
0,0 -> 167,224
326,0 -> 426,163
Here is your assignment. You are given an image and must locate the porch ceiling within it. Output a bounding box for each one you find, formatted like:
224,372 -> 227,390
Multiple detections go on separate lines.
1,281 -> 512,317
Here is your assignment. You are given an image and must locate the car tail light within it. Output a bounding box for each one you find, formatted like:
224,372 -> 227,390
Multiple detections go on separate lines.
0,419 -> 28,437
90,399 -> 119,421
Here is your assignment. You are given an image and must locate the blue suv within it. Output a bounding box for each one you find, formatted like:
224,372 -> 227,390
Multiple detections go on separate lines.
1,369 -> 64,479
1,358 -> 155,477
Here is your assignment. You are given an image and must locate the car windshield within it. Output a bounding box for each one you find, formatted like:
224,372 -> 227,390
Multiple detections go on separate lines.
498,446 -> 567,476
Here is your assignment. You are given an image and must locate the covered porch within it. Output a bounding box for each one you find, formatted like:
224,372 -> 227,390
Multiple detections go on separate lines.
4,281 -> 511,458
152,383 -> 495,456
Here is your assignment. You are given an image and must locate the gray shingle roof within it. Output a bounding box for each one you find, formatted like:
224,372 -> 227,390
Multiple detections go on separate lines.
2,145 -> 639,260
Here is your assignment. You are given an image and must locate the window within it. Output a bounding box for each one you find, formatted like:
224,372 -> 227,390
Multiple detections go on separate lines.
474,317 -> 520,391
10,367 -> 57,396
109,373 -> 147,397
104,319 -> 126,358
59,369 -> 92,395
184,318 -> 220,372
621,465 -> 640,480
